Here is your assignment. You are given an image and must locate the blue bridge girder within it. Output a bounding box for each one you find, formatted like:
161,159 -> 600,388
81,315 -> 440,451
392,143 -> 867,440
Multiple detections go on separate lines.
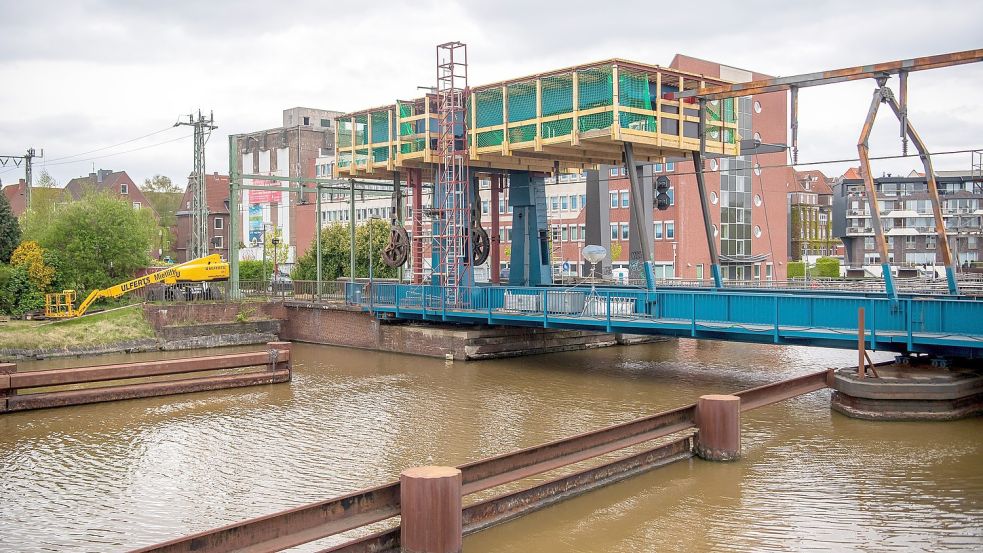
349,283 -> 983,358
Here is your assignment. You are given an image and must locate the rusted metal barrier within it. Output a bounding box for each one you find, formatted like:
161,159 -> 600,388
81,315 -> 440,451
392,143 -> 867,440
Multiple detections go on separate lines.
0,342 -> 292,414
133,368 -> 833,553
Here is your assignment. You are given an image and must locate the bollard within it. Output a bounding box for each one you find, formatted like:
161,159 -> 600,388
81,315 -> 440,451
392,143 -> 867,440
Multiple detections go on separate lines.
0,363 -> 14,413
400,466 -> 462,553
695,394 -> 741,461
266,341 -> 291,371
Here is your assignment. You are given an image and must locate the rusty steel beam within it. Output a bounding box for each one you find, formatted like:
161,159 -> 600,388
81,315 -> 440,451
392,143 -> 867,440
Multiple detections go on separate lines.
131,482 -> 401,553
5,370 -> 290,413
665,49 -> 983,101
8,350 -> 290,390
458,404 -> 696,494
734,369 -> 832,411
323,437 -> 694,553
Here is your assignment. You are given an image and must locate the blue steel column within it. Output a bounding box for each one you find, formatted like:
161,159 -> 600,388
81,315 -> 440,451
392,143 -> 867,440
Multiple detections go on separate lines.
507,171 -> 552,286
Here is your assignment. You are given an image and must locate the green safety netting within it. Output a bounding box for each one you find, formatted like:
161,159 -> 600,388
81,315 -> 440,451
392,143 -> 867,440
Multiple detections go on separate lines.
618,69 -> 657,132
354,148 -> 368,166
507,80 -> 537,143
475,88 -> 504,148
337,151 -> 352,168
541,73 -> 574,139
577,66 -> 613,133
337,120 -> 353,149
398,102 -> 428,155
370,111 -> 389,143
354,114 -> 369,146
705,100 -> 736,144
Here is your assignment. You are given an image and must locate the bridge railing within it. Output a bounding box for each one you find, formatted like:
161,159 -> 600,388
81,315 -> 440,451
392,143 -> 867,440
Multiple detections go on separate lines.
352,282 -> 983,351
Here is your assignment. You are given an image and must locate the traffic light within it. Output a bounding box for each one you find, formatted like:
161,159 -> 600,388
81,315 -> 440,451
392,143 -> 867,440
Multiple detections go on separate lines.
655,175 -> 671,211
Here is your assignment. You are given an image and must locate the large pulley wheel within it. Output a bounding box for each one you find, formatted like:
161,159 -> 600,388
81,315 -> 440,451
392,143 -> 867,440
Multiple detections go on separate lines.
471,226 -> 490,266
382,225 -> 410,268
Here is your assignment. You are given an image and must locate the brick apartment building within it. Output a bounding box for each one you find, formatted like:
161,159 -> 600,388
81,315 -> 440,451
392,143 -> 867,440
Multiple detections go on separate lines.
788,169 -> 839,261
174,173 -> 230,262
64,169 -> 158,218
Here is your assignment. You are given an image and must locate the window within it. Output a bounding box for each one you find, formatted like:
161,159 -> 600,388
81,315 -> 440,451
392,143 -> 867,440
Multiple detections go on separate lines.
214,217 -> 224,230
303,116 -> 310,125
667,187 -> 674,206
551,196 -> 559,211
579,224 -> 585,241
621,191 -> 629,208
766,263 -> 773,281
552,225 -> 561,243
561,225 -> 568,241
579,194 -> 586,208
482,200 -> 489,215
120,183 -> 128,195
214,235 -> 224,249
654,163 -> 663,172
654,222 -> 663,239
926,235 -> 936,249
609,167 -> 619,177
666,162 -> 675,172
665,221 -> 675,239
865,237 -> 875,250
132,202 -> 141,209
754,264 -> 761,280
499,198 -> 506,214
610,223 -> 619,240
320,118 -> 331,128
570,195 -> 578,211
905,236 -> 917,250
561,196 -> 569,210
610,192 -> 618,208
621,223 -> 629,240
696,264 -> 704,280
505,226 -> 512,241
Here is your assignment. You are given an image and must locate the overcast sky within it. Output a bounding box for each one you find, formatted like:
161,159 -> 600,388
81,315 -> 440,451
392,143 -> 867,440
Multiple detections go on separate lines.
1,0 -> 981,191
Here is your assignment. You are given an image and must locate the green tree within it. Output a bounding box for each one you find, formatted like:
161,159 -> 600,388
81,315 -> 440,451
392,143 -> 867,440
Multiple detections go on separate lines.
814,257 -> 840,278
142,175 -> 182,258
34,193 -> 156,290
292,219 -> 398,281
0,191 -> 19,262
35,169 -> 57,188
239,259 -> 273,281
2,266 -> 43,316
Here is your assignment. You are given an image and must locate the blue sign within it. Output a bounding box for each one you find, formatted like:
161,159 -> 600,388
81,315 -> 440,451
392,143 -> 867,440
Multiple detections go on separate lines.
562,261 -> 570,271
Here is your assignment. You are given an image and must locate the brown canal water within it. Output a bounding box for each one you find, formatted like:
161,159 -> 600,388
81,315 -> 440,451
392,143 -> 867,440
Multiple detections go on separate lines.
0,340 -> 980,552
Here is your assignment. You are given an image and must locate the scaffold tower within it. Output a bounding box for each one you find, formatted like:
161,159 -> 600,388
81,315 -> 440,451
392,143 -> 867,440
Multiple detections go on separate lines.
433,41 -> 472,304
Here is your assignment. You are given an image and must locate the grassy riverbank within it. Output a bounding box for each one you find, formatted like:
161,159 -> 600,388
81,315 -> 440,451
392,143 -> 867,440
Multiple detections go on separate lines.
0,306 -> 155,352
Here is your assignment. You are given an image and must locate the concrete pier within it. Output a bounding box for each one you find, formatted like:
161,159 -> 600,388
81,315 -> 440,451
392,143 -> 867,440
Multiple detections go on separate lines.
831,365 -> 983,421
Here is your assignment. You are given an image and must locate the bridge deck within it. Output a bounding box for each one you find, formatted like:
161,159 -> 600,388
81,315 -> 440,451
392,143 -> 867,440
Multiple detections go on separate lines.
349,283 -> 983,357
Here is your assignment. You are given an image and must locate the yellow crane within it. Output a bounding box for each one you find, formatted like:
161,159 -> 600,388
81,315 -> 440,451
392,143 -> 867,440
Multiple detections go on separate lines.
44,255 -> 230,319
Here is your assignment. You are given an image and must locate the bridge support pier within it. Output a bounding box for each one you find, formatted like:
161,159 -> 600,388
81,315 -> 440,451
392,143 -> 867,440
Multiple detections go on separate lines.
400,466 -> 463,553
695,394 -> 741,461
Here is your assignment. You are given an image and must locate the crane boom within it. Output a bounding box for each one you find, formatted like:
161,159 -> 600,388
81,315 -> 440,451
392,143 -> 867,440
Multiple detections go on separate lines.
45,255 -> 230,318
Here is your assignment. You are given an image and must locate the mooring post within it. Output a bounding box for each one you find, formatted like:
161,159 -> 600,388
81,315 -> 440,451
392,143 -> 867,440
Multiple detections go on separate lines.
0,363 -> 14,413
400,466 -> 462,553
695,394 -> 741,461
267,341 -> 292,377
857,308 -> 866,379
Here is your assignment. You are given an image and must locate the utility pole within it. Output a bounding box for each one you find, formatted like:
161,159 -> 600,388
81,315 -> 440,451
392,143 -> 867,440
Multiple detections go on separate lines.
176,110 -> 217,259
0,148 -> 42,211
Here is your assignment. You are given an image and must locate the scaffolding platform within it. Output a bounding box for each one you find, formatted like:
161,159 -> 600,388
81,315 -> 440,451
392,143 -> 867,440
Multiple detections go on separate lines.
335,59 -> 739,180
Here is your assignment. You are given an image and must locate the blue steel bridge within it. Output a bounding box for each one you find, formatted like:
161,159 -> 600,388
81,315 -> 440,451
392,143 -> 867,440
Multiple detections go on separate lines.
349,282 -> 983,359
